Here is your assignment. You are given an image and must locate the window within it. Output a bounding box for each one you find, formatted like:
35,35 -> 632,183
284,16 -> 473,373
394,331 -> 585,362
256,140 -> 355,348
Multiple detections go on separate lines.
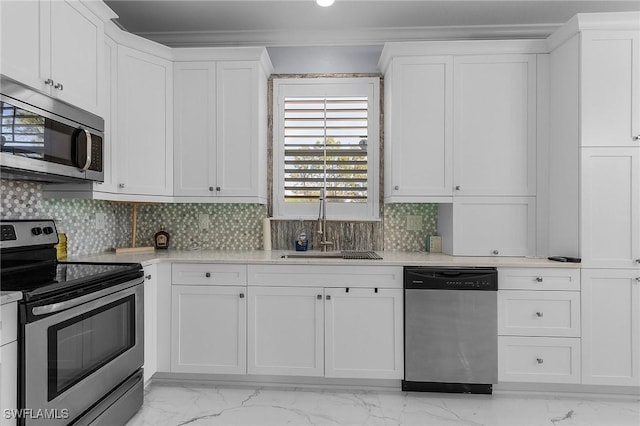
273,77 -> 380,219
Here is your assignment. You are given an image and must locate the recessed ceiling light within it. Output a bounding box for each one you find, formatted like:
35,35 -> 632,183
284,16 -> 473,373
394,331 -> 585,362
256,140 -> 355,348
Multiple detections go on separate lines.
316,0 -> 335,7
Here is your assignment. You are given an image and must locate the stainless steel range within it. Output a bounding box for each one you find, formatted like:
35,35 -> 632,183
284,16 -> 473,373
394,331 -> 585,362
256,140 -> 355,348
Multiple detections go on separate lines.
0,219 -> 144,426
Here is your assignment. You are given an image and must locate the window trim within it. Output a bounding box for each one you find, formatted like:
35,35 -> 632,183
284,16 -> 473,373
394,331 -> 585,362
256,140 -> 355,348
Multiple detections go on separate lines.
272,77 -> 380,220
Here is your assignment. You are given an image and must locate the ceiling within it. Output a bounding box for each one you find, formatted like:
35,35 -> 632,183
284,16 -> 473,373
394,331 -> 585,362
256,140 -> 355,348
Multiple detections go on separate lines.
104,0 -> 640,47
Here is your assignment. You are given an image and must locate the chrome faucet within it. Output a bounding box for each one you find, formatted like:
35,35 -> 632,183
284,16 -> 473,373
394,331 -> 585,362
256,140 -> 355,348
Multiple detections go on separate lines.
317,189 -> 334,252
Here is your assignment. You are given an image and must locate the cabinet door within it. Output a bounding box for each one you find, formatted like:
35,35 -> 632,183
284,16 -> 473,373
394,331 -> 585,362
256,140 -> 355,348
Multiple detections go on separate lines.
0,341 -> 18,426
581,31 -> 640,147
216,61 -> 264,198
581,148 -> 640,268
174,62 -> 217,197
247,286 -> 324,376
582,269 -> 640,386
171,285 -> 247,374
453,55 -> 537,196
442,196 -> 536,256
386,56 -> 453,201
49,0 -> 103,114
0,0 -> 46,92
324,288 -> 403,379
143,265 -> 157,384
117,46 -> 173,196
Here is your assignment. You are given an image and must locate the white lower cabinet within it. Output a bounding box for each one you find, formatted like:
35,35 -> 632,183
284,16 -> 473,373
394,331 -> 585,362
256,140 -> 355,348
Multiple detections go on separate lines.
171,285 -> 247,374
581,269 -> 640,386
324,288 -> 403,379
247,286 -> 324,376
498,336 -> 581,384
1,341 -> 17,426
247,286 -> 403,379
143,265 -> 157,384
497,268 -> 581,385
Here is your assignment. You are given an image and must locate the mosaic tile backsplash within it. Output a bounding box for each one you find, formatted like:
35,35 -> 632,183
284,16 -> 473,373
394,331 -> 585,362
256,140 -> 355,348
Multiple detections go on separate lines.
1,179 -> 438,255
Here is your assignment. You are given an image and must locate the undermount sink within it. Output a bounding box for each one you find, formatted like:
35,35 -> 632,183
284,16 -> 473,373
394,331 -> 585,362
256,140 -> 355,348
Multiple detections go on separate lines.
280,251 -> 382,260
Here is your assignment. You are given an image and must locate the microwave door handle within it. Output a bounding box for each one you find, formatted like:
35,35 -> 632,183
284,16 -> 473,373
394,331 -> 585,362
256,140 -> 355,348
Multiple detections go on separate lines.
80,129 -> 92,171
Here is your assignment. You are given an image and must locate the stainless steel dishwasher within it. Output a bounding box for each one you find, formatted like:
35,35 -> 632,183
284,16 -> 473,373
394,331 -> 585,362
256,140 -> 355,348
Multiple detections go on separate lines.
403,267 -> 498,394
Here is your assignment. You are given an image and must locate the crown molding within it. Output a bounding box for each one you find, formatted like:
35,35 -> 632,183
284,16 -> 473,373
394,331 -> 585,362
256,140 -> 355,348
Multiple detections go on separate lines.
132,24 -> 561,48
547,11 -> 640,51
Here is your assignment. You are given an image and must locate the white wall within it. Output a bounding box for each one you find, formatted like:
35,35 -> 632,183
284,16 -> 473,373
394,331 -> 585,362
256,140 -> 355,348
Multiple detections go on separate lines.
267,45 -> 383,74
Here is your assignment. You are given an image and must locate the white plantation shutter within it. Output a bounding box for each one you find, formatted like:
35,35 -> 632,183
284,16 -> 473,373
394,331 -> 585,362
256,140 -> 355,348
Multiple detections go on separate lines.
273,78 -> 380,219
284,96 -> 368,202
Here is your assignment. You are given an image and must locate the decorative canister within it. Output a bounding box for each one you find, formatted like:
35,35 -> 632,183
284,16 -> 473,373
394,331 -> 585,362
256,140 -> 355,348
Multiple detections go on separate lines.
55,233 -> 67,260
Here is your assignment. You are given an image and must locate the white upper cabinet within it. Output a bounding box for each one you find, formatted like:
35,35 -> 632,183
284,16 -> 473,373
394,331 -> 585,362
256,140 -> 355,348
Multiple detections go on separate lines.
0,0 -> 104,115
174,62 -> 217,197
453,54 -> 537,196
581,148 -> 640,268
581,31 -> 640,147
173,50 -> 271,203
384,56 -> 453,202
116,46 -> 173,197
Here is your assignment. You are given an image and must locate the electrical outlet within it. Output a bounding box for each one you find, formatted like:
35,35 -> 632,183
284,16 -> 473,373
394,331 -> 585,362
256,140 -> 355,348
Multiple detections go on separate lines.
95,213 -> 107,230
198,213 -> 210,230
406,215 -> 422,231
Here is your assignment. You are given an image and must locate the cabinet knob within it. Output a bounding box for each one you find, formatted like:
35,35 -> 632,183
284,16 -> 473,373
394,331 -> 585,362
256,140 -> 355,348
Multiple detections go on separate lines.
54,83 -> 64,91
492,250 -> 499,255
633,135 -> 640,141
394,185 -> 399,190
326,295 -> 331,300
205,272 -> 211,278
455,185 -> 461,190
209,186 -> 214,192
44,78 -> 54,86
535,277 -> 544,283
535,311 -> 544,318
145,274 -> 151,280
118,183 -> 125,188
536,358 -> 544,364
239,293 -> 245,298
317,294 -> 322,300
216,187 -> 221,192
635,277 -> 640,282
635,259 -> 640,264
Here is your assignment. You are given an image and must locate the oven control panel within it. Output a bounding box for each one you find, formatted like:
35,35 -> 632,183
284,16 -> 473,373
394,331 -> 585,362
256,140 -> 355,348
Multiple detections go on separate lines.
0,220 -> 58,248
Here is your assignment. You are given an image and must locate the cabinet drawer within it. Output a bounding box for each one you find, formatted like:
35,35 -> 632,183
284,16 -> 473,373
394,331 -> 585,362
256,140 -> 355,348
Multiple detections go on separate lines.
498,290 -> 580,337
1,302 -> 17,346
499,268 -> 580,291
498,336 -> 581,383
248,265 -> 403,288
172,263 -> 247,285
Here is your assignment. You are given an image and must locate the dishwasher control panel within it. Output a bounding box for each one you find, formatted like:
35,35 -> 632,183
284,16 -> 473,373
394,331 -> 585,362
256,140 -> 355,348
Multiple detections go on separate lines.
404,267 -> 497,291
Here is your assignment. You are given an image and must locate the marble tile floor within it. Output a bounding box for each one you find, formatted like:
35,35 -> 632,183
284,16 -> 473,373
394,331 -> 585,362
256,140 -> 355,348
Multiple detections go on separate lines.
126,382 -> 640,426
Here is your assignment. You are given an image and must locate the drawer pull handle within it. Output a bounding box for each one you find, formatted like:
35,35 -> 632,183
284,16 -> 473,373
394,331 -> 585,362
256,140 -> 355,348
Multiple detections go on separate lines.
205,272 -> 211,278
535,277 -> 544,283
536,358 -> 544,364
536,311 -> 544,318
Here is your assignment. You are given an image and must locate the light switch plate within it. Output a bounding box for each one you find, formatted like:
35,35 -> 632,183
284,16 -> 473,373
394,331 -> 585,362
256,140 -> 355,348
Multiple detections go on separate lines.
198,213 -> 210,230
406,215 -> 422,231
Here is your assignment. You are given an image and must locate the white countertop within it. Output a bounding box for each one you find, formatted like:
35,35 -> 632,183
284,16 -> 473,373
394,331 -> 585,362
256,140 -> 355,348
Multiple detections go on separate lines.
1,291 -> 22,305
68,249 -> 579,268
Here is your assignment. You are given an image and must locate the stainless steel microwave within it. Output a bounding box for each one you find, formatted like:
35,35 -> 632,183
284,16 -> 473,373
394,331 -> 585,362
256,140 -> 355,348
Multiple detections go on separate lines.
0,75 -> 104,183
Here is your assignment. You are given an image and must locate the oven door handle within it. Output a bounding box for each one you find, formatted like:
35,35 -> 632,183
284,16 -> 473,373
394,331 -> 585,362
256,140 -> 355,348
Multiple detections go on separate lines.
32,278 -> 141,316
